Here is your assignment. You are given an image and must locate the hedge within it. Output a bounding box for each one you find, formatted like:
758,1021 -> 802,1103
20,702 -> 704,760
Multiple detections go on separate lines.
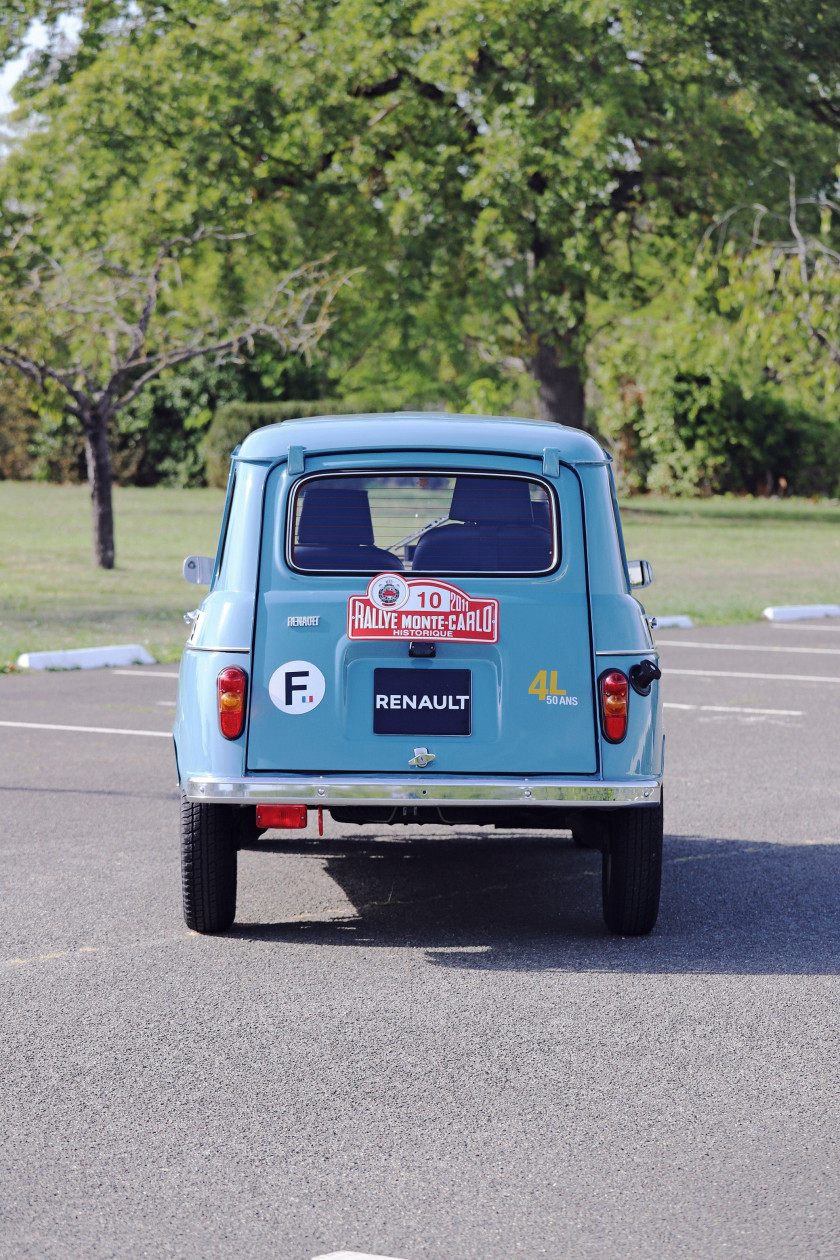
202,399 -> 360,486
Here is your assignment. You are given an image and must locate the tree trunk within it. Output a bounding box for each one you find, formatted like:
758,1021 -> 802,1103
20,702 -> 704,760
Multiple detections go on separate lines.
528,336 -> 586,428
83,411 -> 116,569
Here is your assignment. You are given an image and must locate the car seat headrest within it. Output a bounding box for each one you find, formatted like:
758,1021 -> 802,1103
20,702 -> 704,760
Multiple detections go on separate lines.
297,487 -> 375,546
449,476 -> 535,524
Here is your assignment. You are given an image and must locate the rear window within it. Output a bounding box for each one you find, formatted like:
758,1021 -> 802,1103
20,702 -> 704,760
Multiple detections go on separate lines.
288,473 -> 557,574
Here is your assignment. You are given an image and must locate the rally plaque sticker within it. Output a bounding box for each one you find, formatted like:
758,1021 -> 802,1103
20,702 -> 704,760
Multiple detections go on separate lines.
348,573 -> 499,643
268,660 -> 326,714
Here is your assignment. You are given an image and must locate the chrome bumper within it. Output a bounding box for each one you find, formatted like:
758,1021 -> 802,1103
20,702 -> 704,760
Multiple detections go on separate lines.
183,775 -> 661,807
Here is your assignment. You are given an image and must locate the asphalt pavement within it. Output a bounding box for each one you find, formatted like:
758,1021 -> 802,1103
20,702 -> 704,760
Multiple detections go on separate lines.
2,621 -> 839,1260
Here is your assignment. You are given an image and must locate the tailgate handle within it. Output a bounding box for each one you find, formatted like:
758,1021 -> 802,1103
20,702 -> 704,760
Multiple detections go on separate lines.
409,747 -> 435,768
408,641 -> 436,658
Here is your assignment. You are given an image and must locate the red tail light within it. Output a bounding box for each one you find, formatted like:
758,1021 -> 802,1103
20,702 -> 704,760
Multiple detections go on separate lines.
217,666 -> 247,739
600,670 -> 629,742
256,805 -> 307,830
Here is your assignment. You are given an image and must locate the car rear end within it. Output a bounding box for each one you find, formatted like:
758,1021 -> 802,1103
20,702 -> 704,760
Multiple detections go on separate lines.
174,415 -> 663,934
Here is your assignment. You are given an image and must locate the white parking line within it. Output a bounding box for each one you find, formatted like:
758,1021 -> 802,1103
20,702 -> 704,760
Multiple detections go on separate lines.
773,622 -> 840,632
664,702 -> 803,715
312,1253 -> 409,1260
667,668 -> 840,684
657,639 -> 840,656
112,669 -> 179,678
0,721 -> 171,738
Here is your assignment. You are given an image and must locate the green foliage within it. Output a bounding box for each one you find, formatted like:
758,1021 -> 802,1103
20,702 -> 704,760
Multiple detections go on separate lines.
593,188 -> 840,497
18,361 -> 235,487
594,281 -> 840,496
0,374 -> 40,480
111,340 -> 347,486
203,398 -> 361,487
705,203 -> 840,404
461,377 -> 538,420
112,362 -> 230,488
646,374 -> 839,497
111,350 -> 331,488
1,352 -> 332,486
6,0 -> 839,428
27,408 -> 86,483
3,1 -> 840,483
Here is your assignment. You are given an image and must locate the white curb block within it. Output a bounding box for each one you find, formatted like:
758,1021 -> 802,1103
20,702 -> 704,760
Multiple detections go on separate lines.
762,604 -> 840,622
652,615 -> 694,629
16,644 -> 157,671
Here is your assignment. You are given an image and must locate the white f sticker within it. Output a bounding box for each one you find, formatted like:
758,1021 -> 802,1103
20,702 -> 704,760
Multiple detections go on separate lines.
269,660 -> 326,714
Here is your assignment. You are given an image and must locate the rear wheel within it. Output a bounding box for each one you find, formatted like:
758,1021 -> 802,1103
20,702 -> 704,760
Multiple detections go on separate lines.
180,794 -> 238,933
601,801 -> 662,935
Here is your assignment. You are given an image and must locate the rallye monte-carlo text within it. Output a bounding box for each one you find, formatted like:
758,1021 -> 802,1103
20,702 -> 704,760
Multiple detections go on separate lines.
175,413 -> 663,935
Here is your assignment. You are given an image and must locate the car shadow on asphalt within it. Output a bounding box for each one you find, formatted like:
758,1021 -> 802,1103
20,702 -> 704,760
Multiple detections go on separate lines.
230,831 -> 840,975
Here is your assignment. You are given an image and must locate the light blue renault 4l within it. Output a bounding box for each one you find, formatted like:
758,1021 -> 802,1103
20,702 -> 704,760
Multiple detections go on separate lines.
175,413 -> 663,936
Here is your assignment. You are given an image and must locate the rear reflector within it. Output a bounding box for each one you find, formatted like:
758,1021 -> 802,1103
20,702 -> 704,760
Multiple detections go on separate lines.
256,805 -> 308,830
217,666 -> 247,739
600,670 -> 629,742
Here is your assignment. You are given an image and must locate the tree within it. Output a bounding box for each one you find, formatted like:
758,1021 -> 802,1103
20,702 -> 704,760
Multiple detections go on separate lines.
587,171 -> 840,497
707,178 -> 840,377
0,225 -> 342,566
3,1 -> 840,429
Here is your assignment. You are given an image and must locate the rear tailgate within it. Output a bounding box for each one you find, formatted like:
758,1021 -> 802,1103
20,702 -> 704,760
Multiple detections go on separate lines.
246,460 -> 598,776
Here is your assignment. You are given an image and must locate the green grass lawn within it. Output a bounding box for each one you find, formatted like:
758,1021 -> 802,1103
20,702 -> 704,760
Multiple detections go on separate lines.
0,483 -> 226,667
620,496 -> 840,625
1,483 -> 839,669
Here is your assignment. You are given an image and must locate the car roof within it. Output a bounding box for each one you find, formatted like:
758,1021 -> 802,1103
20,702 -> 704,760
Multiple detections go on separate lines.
236,411 -> 607,465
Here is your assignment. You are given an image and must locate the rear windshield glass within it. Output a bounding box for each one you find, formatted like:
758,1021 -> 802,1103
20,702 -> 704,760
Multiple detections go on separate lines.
288,473 -> 557,574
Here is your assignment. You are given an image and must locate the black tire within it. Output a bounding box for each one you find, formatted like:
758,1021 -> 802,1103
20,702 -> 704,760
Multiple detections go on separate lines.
601,801 -> 663,935
180,794 -> 238,933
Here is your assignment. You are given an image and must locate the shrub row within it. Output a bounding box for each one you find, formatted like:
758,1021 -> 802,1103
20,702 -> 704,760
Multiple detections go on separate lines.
202,399 -> 361,486
4,370 -> 840,499
603,372 -> 840,499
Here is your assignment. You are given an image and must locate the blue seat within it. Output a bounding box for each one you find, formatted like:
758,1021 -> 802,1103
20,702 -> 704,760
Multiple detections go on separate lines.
293,487 -> 403,571
411,477 -> 552,572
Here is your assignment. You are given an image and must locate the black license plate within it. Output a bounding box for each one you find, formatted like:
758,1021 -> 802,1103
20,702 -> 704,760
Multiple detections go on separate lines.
373,668 -> 471,735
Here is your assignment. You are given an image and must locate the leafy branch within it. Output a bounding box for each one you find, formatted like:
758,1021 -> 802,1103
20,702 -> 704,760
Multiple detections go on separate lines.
0,223 -> 351,565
